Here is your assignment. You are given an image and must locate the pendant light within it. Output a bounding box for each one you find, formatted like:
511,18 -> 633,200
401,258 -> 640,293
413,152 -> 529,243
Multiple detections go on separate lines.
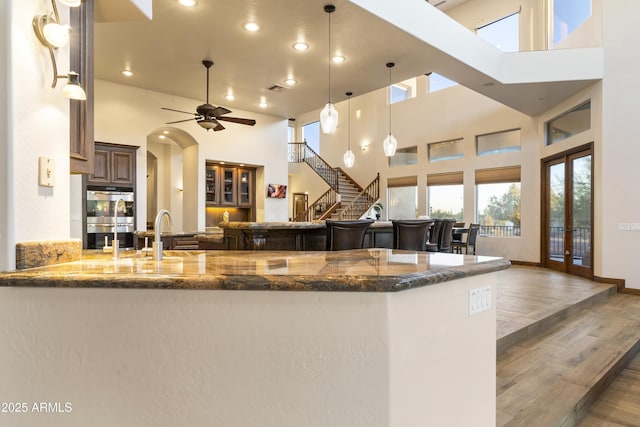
320,4 -> 339,134
343,91 -> 355,168
383,62 -> 398,157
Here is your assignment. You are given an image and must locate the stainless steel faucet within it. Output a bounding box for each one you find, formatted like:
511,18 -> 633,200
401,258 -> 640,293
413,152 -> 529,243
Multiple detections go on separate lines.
153,209 -> 173,261
113,198 -> 126,260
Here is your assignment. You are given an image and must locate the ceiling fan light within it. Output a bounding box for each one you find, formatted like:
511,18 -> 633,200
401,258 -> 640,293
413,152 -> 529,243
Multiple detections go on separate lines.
343,149 -> 355,168
198,119 -> 218,129
43,21 -> 71,48
383,133 -> 397,157
320,102 -> 338,134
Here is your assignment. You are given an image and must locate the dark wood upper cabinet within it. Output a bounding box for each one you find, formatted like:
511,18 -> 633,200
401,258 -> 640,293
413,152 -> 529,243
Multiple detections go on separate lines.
87,142 -> 137,187
69,0 -> 94,174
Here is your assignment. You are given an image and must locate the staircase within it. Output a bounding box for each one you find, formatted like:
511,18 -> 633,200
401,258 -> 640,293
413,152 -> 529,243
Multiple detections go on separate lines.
497,271 -> 640,427
289,142 -> 379,221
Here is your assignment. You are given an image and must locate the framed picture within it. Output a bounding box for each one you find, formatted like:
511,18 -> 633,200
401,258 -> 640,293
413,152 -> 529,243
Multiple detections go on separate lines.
267,184 -> 287,198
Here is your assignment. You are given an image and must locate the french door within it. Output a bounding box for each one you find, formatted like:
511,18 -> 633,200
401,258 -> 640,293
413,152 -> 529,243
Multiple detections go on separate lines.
542,144 -> 593,278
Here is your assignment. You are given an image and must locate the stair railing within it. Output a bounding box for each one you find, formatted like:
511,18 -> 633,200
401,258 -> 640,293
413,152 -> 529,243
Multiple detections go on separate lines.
288,142 -> 339,192
293,188 -> 339,222
338,173 -> 380,220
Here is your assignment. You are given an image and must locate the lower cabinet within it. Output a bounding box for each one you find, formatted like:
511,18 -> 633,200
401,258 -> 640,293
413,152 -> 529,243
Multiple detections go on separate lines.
135,234 -> 199,250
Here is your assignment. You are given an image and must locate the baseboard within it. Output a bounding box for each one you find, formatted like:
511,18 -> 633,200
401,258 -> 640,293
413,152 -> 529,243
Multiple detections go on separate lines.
593,275 -> 630,294
509,260 -> 541,267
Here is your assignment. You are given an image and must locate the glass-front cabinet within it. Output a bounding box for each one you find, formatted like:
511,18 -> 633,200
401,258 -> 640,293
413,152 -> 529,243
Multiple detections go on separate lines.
221,168 -> 237,206
205,164 -> 254,207
205,164 -> 218,205
238,168 -> 253,207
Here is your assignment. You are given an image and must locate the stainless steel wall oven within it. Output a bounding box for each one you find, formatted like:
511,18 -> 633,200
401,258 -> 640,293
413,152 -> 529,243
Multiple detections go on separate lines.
86,186 -> 135,249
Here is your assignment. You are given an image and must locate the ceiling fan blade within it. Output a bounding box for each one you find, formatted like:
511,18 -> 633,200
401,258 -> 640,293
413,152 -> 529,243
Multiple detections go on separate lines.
165,118 -> 198,124
161,107 -> 199,116
217,116 -> 256,126
211,106 -> 232,117
213,123 -> 225,131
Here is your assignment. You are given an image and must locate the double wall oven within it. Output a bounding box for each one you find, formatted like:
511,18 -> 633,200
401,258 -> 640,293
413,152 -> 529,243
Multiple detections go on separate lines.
86,186 -> 135,249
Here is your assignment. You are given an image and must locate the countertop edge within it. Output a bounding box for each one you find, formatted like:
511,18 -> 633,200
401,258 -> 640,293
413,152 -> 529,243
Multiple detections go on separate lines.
0,254 -> 511,293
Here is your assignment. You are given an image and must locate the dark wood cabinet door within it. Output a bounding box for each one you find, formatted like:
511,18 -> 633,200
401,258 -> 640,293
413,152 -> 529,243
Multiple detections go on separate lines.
89,149 -> 111,184
205,164 -> 219,205
111,151 -> 135,186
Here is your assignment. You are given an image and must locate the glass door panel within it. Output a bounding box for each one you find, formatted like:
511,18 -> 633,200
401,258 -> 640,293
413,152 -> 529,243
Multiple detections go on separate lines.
548,162 -> 565,264
542,145 -> 593,278
571,154 -> 592,268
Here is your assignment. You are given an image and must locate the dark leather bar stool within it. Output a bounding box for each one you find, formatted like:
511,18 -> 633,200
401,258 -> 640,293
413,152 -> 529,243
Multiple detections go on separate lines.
425,219 -> 443,252
392,219 -> 435,251
438,219 -> 457,253
325,219 -> 375,251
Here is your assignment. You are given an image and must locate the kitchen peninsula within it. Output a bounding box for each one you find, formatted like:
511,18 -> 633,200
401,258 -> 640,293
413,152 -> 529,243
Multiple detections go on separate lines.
0,249 -> 508,427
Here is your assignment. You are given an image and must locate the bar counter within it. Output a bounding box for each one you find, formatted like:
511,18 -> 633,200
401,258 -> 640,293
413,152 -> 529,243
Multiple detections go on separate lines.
0,249 -> 508,427
0,249 -> 509,291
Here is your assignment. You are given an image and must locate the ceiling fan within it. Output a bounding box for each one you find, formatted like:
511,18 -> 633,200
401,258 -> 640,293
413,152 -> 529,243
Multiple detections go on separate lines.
161,60 -> 256,131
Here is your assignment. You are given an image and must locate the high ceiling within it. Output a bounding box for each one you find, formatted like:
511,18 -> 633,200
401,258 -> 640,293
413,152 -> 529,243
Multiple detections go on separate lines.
93,0 -> 598,120
93,0 -> 470,120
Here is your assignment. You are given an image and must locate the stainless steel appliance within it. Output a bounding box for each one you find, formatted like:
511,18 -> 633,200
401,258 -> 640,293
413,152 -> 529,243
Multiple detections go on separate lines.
86,187 -> 135,249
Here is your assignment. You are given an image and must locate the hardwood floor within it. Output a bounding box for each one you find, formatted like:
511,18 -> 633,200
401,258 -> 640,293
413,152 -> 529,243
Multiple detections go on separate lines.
496,266 -> 640,427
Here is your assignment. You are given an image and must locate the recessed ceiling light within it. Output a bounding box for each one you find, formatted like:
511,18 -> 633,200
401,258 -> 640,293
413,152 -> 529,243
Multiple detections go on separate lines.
122,70 -> 133,77
225,93 -> 235,101
284,78 -> 297,86
177,0 -> 197,7
332,55 -> 345,64
243,22 -> 260,32
293,42 -> 309,51
159,135 -> 166,140
259,98 -> 268,108
163,130 -> 169,134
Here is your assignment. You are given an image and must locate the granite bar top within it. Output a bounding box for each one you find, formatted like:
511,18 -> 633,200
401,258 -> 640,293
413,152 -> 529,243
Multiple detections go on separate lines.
0,249 -> 510,292
219,221 -> 392,230
134,229 -> 223,237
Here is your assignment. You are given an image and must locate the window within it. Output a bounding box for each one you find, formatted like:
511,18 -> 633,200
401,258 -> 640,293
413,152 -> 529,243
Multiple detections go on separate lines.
477,12 -> 520,52
390,78 -> 417,104
552,0 -> 591,46
475,167 -> 521,237
428,73 -> 457,93
389,146 -> 418,167
546,101 -> 591,146
427,172 -> 464,220
428,138 -> 464,163
476,129 -> 521,156
387,176 -> 418,220
301,121 -> 320,153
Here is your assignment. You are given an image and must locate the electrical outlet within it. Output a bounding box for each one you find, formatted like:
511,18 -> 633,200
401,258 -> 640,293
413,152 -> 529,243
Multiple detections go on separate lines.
469,286 -> 492,316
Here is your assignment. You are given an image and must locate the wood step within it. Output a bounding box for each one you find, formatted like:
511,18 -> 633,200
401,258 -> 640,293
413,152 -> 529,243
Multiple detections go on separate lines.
497,293 -> 640,427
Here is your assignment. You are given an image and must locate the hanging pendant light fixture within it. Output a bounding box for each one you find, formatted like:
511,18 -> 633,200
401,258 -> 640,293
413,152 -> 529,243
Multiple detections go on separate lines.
320,4 -> 339,134
383,62 -> 398,157
343,91 -> 355,168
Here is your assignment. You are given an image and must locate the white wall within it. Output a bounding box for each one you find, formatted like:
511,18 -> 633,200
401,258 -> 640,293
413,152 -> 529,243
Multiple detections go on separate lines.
0,0 -> 73,271
599,0 -> 640,288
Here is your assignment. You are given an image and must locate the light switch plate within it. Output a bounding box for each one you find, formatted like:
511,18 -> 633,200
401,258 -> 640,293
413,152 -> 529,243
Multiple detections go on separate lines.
38,157 -> 55,187
469,286 -> 492,316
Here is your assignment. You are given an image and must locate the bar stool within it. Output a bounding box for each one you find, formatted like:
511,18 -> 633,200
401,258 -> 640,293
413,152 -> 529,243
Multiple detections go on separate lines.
438,219 -> 457,253
392,219 -> 435,251
325,219 -> 375,251
425,219 -> 443,252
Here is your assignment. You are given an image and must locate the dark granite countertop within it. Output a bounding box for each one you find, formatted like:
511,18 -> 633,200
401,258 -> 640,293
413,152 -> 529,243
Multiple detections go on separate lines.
219,221 -> 392,230
0,249 -> 510,292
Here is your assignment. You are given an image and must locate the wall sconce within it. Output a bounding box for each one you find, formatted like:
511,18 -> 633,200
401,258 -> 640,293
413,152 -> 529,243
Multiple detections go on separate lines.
33,0 -> 86,100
